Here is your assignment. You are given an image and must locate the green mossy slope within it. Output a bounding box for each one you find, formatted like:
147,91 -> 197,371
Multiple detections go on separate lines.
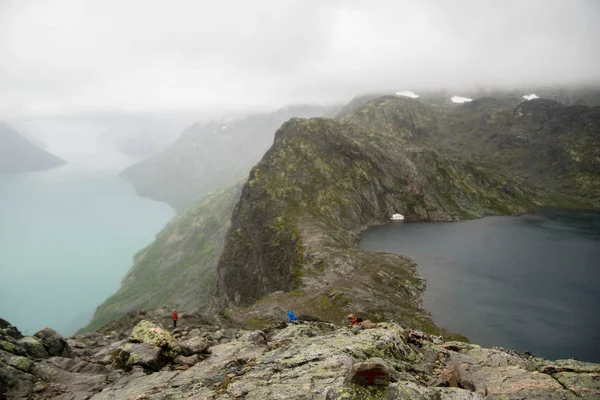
81,182 -> 243,332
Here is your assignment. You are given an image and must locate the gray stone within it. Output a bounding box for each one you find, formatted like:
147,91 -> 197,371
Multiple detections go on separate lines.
179,336 -> 209,355
70,360 -> 108,375
174,354 -> 199,366
240,330 -> 267,345
48,356 -> 77,371
34,327 -> 71,357
115,343 -> 165,372
7,356 -> 34,373
17,336 -> 49,359
0,318 -> 22,340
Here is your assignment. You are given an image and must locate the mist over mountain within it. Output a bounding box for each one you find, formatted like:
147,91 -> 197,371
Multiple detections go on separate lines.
0,122 -> 65,173
1,1 -> 600,398
120,105 -> 334,210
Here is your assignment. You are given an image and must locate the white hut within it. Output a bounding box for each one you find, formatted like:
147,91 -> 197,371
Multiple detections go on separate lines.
391,213 -> 405,220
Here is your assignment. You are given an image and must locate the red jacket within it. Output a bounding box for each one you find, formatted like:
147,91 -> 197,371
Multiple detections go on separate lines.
172,312 -> 178,321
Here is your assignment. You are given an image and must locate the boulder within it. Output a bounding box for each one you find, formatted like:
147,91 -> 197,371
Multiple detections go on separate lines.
240,330 -> 267,346
17,336 -> 49,359
360,320 -> 379,329
0,319 -> 22,340
0,357 -> 36,399
178,336 -> 210,355
129,320 -> 173,348
344,358 -> 391,386
6,356 -> 34,373
0,341 -> 17,355
34,327 -> 71,357
115,343 -> 165,372
173,354 -> 199,366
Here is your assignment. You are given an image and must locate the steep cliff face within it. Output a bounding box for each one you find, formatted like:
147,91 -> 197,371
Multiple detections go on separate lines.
0,122 -> 65,173
82,182 -> 243,333
210,110 -> 545,331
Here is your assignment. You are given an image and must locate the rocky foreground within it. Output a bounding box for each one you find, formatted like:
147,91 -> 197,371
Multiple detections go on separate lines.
1,310 -> 599,400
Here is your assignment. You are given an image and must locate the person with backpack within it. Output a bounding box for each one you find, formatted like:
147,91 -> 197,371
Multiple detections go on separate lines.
347,313 -> 363,327
172,310 -> 178,328
347,313 -> 379,329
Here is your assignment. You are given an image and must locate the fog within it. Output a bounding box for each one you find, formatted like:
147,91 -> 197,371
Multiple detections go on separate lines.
1,0 -> 599,121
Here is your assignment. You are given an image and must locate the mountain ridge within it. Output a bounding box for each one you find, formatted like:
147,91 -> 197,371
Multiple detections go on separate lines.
0,122 -> 65,173
120,105 -> 332,211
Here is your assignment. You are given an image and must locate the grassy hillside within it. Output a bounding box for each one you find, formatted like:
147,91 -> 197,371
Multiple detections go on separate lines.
81,181 -> 243,332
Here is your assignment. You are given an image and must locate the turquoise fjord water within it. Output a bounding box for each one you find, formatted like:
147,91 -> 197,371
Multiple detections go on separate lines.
0,167 -> 174,336
360,210 -> 600,363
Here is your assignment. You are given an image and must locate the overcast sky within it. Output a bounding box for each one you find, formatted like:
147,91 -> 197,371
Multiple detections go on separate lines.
1,0 -> 599,119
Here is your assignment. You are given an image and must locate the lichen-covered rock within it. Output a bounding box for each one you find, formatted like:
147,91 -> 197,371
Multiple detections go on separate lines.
34,327 -> 71,357
1,315 -> 598,400
554,372 -> 600,400
6,356 -> 33,373
0,341 -> 17,355
129,320 -> 173,348
17,336 -> 48,359
115,342 -> 165,372
438,344 -> 582,399
326,381 -> 484,400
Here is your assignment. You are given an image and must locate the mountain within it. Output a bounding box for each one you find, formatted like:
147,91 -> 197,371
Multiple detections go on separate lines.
2,312 -> 599,399
85,93 -> 599,338
0,122 -> 65,173
209,95 -> 598,328
120,105 -> 332,211
346,96 -> 600,208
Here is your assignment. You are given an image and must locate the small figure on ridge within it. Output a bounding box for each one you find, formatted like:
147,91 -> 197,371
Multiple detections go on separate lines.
172,310 -> 178,328
287,311 -> 299,323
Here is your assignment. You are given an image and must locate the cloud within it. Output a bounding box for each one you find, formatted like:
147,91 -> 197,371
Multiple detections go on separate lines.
1,0 -> 599,118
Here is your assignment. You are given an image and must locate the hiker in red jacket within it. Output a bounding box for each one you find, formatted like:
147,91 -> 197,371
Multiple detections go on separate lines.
172,310 -> 178,328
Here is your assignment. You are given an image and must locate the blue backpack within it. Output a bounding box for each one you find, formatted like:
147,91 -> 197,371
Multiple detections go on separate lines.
287,311 -> 299,322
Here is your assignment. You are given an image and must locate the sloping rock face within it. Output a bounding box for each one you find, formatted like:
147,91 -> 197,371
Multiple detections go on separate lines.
4,313 -> 597,400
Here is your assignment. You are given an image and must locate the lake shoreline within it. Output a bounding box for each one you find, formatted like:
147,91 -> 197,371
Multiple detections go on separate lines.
359,209 -> 600,362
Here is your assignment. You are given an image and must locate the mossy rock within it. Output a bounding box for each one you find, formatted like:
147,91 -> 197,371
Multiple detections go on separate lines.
129,320 -> 174,349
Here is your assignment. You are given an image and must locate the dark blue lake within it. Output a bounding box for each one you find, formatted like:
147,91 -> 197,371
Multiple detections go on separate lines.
359,210 -> 600,362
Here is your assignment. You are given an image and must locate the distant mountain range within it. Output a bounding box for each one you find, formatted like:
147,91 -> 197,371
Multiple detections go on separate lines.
0,122 -> 65,173
120,105 -> 335,211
